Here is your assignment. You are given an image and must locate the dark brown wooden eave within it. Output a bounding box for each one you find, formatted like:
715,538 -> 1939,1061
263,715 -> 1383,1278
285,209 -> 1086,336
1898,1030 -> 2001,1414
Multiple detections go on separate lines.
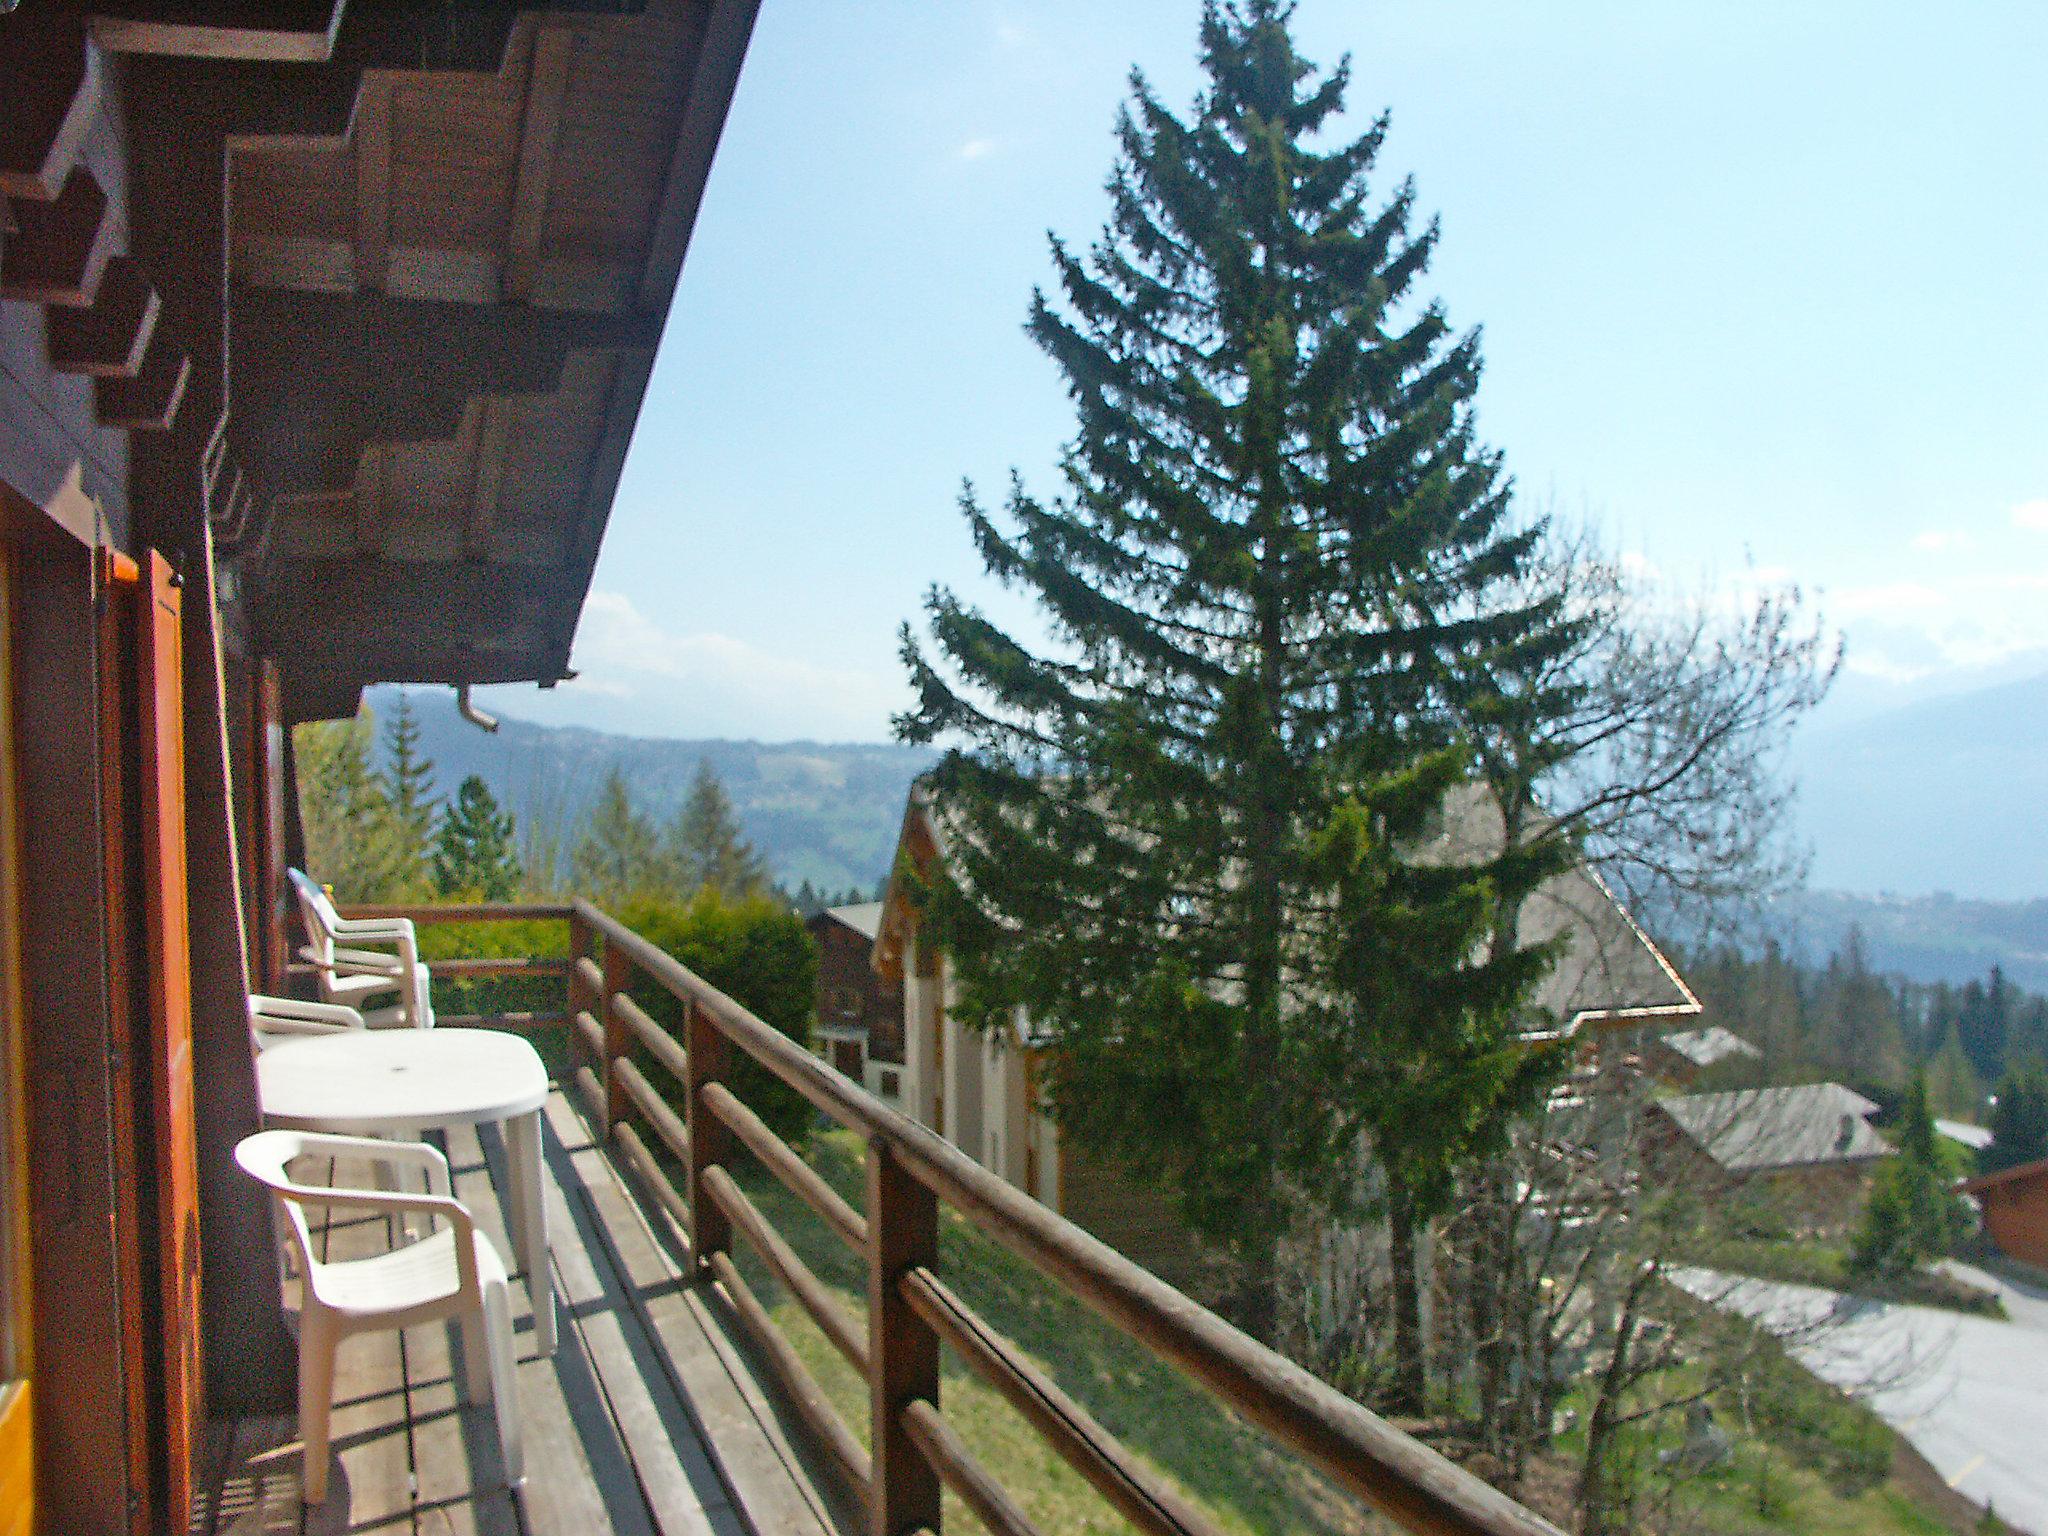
8,0 -> 761,723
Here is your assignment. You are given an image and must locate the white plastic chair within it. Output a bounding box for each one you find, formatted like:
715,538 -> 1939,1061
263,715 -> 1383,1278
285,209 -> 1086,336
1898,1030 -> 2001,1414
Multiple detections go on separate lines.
248,994 -> 365,1053
235,1129 -> 523,1504
289,868 -> 435,1030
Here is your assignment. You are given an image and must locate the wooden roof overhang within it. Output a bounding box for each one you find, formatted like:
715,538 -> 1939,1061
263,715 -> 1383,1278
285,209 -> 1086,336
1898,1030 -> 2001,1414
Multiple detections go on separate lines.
4,0 -> 760,722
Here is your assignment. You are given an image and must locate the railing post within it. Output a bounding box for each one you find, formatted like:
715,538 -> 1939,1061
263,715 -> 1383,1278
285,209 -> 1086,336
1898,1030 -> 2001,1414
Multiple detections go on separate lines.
568,908 -> 597,1046
867,1137 -> 940,1536
684,1000 -> 731,1276
601,939 -> 635,1136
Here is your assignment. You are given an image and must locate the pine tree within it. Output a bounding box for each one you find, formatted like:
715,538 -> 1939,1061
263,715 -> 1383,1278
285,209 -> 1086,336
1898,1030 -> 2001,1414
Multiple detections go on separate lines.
665,760 -> 769,900
1984,1066 -> 2048,1174
1852,1071 -> 1965,1277
433,775 -> 523,900
379,690 -> 439,899
295,707 -> 410,901
1924,1024 -> 1983,1121
568,767 -> 662,905
897,1 -> 1561,1360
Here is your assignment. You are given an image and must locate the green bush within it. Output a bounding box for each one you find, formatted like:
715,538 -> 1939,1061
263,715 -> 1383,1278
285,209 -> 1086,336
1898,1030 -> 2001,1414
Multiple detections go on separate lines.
612,891 -> 818,1148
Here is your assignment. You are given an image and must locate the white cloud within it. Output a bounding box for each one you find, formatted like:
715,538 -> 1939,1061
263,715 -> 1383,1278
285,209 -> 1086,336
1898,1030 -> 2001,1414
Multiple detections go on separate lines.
542,591 -> 905,741
1910,528 -> 1976,554
2011,498 -> 2048,531
1826,580 -> 1948,618
995,20 -> 1029,48
956,137 -> 997,162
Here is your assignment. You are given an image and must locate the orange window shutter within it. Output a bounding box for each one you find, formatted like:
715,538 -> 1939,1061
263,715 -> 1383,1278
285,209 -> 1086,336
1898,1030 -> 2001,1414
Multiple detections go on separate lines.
135,552 -> 202,1532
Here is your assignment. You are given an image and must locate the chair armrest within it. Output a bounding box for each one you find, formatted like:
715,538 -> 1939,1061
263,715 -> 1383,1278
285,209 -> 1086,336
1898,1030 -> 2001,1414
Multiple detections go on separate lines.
249,996 -> 366,1029
324,946 -> 408,977
330,914 -> 418,941
287,1130 -> 454,1196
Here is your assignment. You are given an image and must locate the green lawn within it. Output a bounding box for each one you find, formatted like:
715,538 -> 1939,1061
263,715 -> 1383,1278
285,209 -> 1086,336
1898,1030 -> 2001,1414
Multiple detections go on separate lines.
712,1126 -> 2003,1536
725,1127 -> 1386,1535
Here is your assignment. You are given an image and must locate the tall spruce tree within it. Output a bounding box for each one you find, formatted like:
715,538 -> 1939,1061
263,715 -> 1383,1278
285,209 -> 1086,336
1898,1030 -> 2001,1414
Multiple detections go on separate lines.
665,760 -> 770,899
295,708 -> 410,901
897,1 -> 1562,1353
433,775 -> 523,900
379,691 -> 440,899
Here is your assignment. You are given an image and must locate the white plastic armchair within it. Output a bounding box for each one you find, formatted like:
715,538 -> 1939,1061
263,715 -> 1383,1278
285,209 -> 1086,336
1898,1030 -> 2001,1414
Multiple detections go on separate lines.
248,994 -> 365,1053
235,1129 -> 523,1504
289,868 -> 435,1030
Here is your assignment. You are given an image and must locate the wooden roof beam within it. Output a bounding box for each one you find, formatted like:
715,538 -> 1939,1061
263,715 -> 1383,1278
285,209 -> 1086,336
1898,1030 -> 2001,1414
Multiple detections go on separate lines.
97,344 -> 192,431
48,256 -> 162,376
504,23 -> 576,302
88,1 -> 349,65
0,17 -> 102,201
0,164 -> 115,306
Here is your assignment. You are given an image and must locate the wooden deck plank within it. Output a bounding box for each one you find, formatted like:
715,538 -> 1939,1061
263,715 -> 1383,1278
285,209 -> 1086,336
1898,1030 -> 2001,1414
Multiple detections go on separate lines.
482,1111 -> 741,1536
540,1093 -> 850,1536
208,1096 -> 858,1536
447,1121 -> 656,1536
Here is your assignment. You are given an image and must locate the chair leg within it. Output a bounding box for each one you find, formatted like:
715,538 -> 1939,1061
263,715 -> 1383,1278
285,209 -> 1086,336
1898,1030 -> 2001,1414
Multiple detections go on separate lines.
298,1311 -> 339,1505
456,1310 -> 489,1406
483,1284 -> 524,1487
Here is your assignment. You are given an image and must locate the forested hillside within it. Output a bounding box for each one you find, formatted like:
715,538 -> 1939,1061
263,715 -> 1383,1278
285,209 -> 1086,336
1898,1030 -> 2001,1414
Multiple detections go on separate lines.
367,686 -> 932,894
1686,928 -> 2048,1123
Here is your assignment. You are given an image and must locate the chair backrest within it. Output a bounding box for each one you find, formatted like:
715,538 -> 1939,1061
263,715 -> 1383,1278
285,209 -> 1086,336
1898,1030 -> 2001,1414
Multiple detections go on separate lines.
289,868 -> 340,955
247,994 -> 365,1052
236,1127 -> 332,1280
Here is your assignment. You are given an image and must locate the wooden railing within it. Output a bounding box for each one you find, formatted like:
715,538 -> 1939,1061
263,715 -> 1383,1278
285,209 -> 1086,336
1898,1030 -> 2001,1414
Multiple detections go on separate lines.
342,900 -> 1566,1536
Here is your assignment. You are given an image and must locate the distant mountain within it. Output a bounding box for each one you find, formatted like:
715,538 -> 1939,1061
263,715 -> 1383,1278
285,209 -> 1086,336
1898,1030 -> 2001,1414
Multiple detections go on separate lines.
368,687 -> 933,894
1790,669 -> 2048,899
1771,889 -> 2048,992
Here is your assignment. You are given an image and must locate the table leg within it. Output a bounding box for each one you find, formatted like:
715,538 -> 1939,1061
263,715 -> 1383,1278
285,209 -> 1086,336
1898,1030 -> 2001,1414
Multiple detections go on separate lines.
510,1108 -> 555,1354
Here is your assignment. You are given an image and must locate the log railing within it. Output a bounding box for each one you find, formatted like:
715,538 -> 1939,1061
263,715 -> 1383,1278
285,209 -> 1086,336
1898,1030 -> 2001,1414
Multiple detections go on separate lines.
341,899 -> 1566,1536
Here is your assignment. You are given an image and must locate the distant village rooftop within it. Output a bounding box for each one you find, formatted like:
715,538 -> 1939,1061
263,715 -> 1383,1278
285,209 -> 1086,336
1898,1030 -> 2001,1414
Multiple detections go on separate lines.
1658,1024 -> 1762,1071
1659,1083 -> 1888,1173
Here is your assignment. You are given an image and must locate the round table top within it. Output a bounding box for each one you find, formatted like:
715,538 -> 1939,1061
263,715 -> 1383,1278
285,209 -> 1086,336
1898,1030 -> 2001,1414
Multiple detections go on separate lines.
257,1028 -> 549,1131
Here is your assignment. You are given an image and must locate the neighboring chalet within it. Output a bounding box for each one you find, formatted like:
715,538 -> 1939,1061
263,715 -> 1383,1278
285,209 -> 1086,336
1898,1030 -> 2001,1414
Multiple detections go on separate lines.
1960,1157 -> 2048,1272
1650,1083 -> 1889,1230
1649,1023 -> 1761,1087
872,783 -> 1702,1301
807,900 -> 904,1100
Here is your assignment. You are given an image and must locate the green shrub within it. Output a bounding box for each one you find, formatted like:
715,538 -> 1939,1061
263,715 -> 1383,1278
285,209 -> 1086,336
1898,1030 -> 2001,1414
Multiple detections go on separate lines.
613,891 -> 818,1148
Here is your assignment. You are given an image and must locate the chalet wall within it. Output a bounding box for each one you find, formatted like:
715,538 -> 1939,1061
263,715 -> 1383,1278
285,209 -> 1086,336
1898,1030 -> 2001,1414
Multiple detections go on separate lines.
1978,1175 -> 2048,1270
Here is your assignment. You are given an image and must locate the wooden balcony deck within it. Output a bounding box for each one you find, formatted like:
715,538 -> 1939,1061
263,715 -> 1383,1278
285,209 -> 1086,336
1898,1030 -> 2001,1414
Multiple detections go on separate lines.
192,1090 -> 857,1536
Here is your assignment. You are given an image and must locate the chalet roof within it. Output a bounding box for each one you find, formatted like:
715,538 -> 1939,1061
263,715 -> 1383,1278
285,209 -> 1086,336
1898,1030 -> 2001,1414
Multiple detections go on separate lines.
1937,1119 -> 1994,1152
1658,1083 -> 1890,1173
817,902 -> 883,942
1960,1153 -> 2048,1195
1657,1024 -> 1761,1070
875,778 -> 1700,1038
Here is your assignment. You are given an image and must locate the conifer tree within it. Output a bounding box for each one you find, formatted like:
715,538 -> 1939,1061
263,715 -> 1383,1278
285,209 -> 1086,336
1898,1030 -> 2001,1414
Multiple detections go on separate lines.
898,1 -> 1561,1353
379,691 -> 439,899
665,760 -> 769,900
1985,1065 -> 2048,1174
1852,1071 -> 1965,1277
569,767 -> 662,905
433,775 -> 523,900
296,707 -> 410,901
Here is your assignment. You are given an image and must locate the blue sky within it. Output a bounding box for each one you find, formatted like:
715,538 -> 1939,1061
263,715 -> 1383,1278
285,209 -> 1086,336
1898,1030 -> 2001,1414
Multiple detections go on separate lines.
478,0 -> 2048,742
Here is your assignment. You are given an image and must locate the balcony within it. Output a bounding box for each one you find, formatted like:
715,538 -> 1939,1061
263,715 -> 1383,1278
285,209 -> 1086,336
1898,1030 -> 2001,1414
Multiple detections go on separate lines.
210,901 -> 1563,1536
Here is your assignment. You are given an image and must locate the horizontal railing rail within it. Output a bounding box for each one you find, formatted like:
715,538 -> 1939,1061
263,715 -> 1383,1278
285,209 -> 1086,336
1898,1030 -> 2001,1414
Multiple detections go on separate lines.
350,898 -> 1566,1536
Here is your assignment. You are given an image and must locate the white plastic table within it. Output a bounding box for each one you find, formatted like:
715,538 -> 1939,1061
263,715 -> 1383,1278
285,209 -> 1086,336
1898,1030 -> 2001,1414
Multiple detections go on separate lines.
256,1028 -> 556,1353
